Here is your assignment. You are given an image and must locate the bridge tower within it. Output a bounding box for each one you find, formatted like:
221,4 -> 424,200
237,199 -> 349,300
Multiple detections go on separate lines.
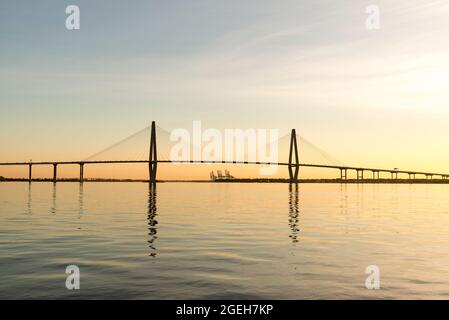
288,129 -> 299,183
53,163 -> 57,183
28,162 -> 32,182
149,121 -> 157,183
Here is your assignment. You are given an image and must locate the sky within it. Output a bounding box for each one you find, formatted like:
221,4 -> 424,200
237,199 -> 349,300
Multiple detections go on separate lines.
1,0 -> 449,179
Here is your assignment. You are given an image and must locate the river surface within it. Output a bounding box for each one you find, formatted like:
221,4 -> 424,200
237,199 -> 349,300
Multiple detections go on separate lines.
1,182 -> 449,299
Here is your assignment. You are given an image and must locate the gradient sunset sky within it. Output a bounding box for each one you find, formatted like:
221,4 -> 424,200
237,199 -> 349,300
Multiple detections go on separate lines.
1,0 -> 449,179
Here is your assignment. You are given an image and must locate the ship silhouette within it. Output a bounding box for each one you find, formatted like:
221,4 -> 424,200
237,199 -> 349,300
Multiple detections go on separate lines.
210,170 -> 235,181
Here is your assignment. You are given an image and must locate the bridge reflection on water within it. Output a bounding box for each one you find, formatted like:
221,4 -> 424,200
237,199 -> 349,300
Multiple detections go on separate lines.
35,183 -> 305,257
288,183 -> 300,243
148,185 -> 158,258
145,183 -> 301,255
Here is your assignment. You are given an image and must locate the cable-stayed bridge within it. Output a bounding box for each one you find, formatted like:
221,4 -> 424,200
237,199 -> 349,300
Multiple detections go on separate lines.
1,121 -> 448,183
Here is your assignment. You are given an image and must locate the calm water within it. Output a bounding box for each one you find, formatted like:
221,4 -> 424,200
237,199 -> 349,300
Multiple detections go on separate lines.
1,182 -> 449,299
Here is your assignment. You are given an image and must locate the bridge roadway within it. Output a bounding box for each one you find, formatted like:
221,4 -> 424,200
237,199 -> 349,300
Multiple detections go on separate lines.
0,160 -> 448,181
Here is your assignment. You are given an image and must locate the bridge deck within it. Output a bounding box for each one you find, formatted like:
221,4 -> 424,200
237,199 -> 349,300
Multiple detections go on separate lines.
0,160 -> 447,177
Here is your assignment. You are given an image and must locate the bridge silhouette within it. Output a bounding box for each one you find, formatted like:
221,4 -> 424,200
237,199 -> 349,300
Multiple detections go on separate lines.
1,121 -> 448,183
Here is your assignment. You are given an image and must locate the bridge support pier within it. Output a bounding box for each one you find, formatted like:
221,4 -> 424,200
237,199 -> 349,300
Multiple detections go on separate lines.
288,129 -> 299,183
374,171 -> 380,180
53,164 -> 57,183
79,163 -> 84,183
149,121 -> 158,183
28,164 -> 32,182
356,169 -> 364,183
340,169 -> 347,182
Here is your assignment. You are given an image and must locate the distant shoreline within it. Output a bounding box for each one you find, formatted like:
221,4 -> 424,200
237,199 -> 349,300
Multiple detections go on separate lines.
1,178 -> 449,184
